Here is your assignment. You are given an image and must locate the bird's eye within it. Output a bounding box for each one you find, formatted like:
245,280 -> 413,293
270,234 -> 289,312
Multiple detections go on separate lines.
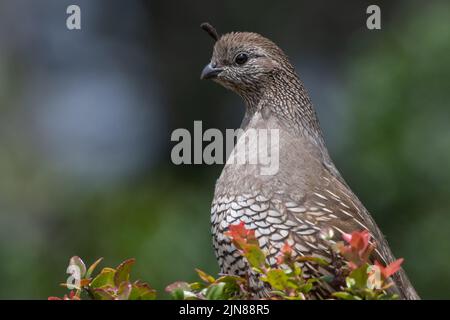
234,53 -> 248,65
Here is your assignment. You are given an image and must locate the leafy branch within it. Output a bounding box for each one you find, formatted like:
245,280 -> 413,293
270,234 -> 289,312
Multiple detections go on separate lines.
49,224 -> 403,300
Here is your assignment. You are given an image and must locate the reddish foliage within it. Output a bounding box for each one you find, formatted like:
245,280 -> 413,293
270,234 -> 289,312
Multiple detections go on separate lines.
375,258 -> 404,279
276,242 -> 293,265
338,230 -> 375,269
48,290 -> 80,300
224,221 -> 258,250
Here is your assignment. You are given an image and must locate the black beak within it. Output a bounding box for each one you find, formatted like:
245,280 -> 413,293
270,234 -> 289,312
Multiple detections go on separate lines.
200,63 -> 223,80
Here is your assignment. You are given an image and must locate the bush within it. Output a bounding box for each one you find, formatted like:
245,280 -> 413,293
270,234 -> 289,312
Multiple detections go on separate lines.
49,224 -> 403,300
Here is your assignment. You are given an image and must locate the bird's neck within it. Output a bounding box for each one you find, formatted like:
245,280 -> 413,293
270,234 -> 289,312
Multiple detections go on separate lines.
241,69 -> 325,146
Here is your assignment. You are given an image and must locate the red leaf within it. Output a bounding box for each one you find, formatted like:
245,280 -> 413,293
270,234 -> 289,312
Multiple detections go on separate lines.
375,258 -> 404,279
224,221 -> 257,250
276,242 -> 293,265
48,290 -> 80,300
281,242 -> 293,255
339,230 -> 375,269
342,233 -> 352,243
343,230 -> 371,255
114,258 -> 135,287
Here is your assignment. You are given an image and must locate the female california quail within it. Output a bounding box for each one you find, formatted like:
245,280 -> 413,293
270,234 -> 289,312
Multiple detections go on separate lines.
200,23 -> 419,299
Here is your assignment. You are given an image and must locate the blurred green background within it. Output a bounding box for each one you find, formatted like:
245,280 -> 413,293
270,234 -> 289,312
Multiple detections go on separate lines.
0,0 -> 449,299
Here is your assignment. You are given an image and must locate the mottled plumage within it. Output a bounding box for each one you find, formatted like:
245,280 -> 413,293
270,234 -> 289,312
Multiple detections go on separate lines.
201,24 -> 419,299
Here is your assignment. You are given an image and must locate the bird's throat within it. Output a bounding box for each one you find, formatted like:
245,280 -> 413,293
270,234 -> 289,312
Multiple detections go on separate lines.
238,72 -> 324,146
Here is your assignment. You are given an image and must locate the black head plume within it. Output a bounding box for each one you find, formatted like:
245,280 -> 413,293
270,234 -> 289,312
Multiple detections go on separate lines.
200,22 -> 219,42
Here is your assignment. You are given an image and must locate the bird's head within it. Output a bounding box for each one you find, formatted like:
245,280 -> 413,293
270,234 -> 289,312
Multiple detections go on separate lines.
200,23 -> 294,101
199,23 -> 323,142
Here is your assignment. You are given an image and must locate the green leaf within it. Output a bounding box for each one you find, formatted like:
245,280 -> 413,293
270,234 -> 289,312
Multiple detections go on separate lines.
292,265 -> 302,277
86,257 -> 103,279
166,281 -> 190,300
117,281 -> 132,300
270,290 -> 288,298
214,275 -> 244,297
129,281 -> 157,300
346,277 -> 356,288
195,269 -> 216,284
286,294 -> 306,300
261,269 -> 291,291
296,256 -> 329,266
90,267 -> 116,289
320,275 -> 335,283
214,275 -> 243,289
377,293 -> 398,300
189,281 -> 206,291
170,288 -> 185,300
69,256 -> 86,278
348,264 -> 369,289
114,258 -> 135,287
300,281 -> 313,293
93,287 -> 115,300
333,292 -> 359,300
205,282 -> 226,300
243,244 -> 266,268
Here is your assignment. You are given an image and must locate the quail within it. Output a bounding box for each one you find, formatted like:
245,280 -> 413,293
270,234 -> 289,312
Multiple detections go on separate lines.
200,23 -> 419,299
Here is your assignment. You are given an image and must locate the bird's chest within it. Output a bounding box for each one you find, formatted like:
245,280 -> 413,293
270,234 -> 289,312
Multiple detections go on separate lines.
210,192 -> 296,274
210,114 -> 329,274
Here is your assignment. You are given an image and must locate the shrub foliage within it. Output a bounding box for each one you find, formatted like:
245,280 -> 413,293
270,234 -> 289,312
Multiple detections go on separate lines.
49,223 -> 403,300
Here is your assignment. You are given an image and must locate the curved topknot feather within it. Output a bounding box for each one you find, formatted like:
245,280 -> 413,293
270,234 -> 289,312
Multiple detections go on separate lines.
200,22 -> 219,41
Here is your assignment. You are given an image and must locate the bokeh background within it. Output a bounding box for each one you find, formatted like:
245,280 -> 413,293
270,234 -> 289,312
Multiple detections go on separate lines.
0,0 -> 449,299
